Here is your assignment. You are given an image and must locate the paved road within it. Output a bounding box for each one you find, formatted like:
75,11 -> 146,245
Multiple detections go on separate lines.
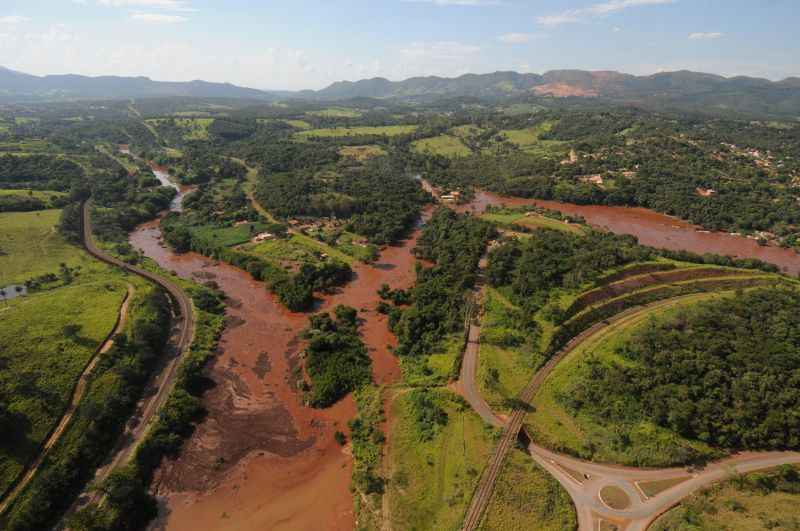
0,284 -> 134,517
77,200 -> 195,505
457,293 -> 800,530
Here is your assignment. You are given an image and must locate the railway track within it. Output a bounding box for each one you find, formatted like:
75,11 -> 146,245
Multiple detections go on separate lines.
460,296 -> 711,530
78,200 -> 195,499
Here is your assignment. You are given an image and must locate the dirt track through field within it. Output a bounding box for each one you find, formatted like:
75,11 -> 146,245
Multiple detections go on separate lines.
0,283 -> 134,517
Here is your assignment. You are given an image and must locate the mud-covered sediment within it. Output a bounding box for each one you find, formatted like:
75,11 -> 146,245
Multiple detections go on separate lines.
131,210 -> 428,530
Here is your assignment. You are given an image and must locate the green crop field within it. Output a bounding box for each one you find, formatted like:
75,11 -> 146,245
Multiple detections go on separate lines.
525,292 -> 729,467
651,466 -> 800,531
307,107 -> 362,118
388,389 -> 496,531
411,135 -> 472,158
479,449 -> 577,531
296,125 -> 418,139
0,210 -> 108,285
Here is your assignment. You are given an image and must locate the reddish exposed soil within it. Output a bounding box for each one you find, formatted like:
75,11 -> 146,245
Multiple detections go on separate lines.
533,83 -> 599,97
131,210 -> 428,531
463,190 -> 800,276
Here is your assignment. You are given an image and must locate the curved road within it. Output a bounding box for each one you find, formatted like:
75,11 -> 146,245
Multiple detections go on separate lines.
458,293 -> 800,531
78,200 -> 195,502
0,284 -> 134,517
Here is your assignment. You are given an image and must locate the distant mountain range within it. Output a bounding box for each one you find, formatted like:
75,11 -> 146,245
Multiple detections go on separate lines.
2,66 -> 799,118
0,66 -> 275,102
308,70 -> 800,117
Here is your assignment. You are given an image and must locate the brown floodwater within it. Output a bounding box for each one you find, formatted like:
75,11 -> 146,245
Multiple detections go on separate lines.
460,190 -> 800,276
131,208 -> 428,531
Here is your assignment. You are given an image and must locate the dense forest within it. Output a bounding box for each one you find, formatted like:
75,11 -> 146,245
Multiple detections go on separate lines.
0,155 -> 85,191
304,306 -> 371,407
563,287 -> 800,452
393,208 -> 496,357
255,156 -> 430,245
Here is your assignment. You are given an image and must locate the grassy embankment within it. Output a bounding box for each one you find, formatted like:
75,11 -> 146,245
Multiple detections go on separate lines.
387,388 -> 496,531
524,289 -> 756,467
478,449 -> 577,531
651,465 -> 800,531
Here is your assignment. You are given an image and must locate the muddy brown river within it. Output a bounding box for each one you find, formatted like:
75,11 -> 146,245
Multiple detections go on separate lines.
461,190 -> 800,276
131,210 -> 427,531
130,183 -> 799,531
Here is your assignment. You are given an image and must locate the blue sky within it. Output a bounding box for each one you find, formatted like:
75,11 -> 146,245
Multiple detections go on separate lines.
0,0 -> 797,90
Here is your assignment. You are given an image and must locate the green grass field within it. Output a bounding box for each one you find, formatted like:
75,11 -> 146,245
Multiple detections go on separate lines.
499,121 -> 566,157
0,189 -> 67,201
307,107 -> 362,118
525,292 -> 729,467
479,449 -> 577,531
651,466 -> 800,531
296,125 -> 418,139
411,135 -> 472,158
245,232 -> 356,266
388,389 -> 496,531
477,289 -> 538,411
0,276 -> 130,496
481,210 -> 584,234
147,117 -> 213,140
0,210 -> 107,285
191,222 -> 272,248
0,209 -> 133,503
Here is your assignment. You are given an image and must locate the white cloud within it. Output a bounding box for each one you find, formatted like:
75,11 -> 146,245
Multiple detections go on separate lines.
537,0 -> 675,26
498,33 -> 534,44
96,0 -> 194,11
130,12 -> 187,23
689,32 -> 723,40
0,16 -> 30,25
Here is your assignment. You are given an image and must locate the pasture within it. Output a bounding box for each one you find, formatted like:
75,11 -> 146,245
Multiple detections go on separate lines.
0,209 -> 103,285
411,135 -> 472,158
296,125 -> 418,139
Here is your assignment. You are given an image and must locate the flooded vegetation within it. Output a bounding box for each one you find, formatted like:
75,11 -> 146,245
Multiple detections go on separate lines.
131,209 -> 427,529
